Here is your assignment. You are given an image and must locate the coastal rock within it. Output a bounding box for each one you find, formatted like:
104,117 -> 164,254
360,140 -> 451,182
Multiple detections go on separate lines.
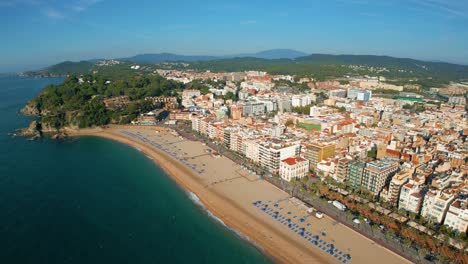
18,120 -> 42,139
51,132 -> 68,140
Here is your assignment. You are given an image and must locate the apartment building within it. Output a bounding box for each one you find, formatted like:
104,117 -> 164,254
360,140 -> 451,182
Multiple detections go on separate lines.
398,181 -> 424,214
346,160 -> 365,189
243,102 -> 265,116
361,159 -> 399,195
383,169 -> 411,206
230,132 -> 243,153
421,190 -> 455,224
259,140 -> 301,174
305,143 -> 335,171
443,198 -> 468,233
243,139 -> 260,164
335,158 -> 351,182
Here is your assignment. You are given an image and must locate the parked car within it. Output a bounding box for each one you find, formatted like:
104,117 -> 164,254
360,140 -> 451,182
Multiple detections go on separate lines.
352,218 -> 361,224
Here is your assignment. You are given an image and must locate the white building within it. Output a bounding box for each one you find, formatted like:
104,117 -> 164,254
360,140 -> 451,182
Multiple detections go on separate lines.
421,190 -> 455,224
191,117 -> 200,132
259,141 -> 301,174
443,198 -> 468,233
292,95 -> 312,107
398,181 -> 423,214
280,157 -> 309,182
243,139 -> 260,164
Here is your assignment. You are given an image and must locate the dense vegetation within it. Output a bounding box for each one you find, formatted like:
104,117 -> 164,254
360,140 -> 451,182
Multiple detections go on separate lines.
189,55 -> 468,87
30,74 -> 184,129
23,61 -> 94,77
22,61 -> 157,79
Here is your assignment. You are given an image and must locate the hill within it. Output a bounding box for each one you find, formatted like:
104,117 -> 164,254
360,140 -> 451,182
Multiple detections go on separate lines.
228,49 -> 308,59
20,52 -> 468,87
116,49 -> 308,63
22,61 -> 94,77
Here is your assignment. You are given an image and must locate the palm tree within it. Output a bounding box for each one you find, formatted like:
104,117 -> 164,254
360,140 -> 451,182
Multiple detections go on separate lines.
346,210 -> 352,220
372,224 -> 379,234
386,229 -> 395,240
404,237 -> 412,248
418,248 -> 427,262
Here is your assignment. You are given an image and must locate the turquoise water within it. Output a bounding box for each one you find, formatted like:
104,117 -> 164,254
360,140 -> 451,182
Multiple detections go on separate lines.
0,76 -> 272,264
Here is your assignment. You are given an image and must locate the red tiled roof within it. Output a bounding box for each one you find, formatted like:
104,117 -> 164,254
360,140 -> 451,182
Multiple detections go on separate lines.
282,157 -> 306,166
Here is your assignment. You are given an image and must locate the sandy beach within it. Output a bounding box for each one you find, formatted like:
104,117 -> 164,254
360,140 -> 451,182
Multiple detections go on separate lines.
67,126 -> 413,264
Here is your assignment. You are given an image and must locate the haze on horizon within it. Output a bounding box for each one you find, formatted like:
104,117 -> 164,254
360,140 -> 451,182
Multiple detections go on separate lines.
2,0 -> 468,72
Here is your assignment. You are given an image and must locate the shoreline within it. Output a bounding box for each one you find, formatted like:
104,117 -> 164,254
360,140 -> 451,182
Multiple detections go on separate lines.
67,126 -> 412,264
70,128 -> 331,263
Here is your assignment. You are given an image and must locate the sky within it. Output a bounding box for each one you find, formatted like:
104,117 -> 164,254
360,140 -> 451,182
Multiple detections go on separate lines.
1,0 -> 468,72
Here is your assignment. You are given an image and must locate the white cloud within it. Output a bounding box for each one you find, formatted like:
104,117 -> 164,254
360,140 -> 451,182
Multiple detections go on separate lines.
43,8 -> 64,19
0,0 -> 104,19
408,0 -> 467,18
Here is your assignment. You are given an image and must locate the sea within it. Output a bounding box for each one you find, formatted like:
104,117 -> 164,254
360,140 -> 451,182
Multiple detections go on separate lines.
0,75 -> 272,264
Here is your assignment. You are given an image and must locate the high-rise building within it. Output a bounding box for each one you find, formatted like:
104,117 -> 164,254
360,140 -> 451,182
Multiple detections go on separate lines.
259,141 -> 301,174
336,158 -> 351,182
361,159 -> 399,195
305,143 -> 335,171
346,160 -> 365,189
385,169 -> 411,206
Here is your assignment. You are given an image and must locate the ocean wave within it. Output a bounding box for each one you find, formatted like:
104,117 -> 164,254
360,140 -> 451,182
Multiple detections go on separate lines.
186,191 -> 265,252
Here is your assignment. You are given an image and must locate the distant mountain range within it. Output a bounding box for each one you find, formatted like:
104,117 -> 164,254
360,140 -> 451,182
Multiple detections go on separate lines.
117,49 -> 308,63
226,49 -> 308,60
21,49 -> 468,86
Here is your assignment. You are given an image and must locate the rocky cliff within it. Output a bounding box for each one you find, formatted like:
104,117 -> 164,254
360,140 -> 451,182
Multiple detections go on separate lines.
21,101 -> 40,116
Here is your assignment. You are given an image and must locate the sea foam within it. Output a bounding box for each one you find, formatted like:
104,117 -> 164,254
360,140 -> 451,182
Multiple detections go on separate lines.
186,191 -> 265,252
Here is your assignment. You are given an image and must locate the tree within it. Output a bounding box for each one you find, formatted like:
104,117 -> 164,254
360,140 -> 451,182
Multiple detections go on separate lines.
418,248 -> 427,260
346,210 -> 353,219
367,149 -> 377,159
386,229 -> 395,239
199,86 -> 210,95
404,237 -> 412,248
372,224 -> 379,234
285,119 -> 295,127
224,91 -> 236,101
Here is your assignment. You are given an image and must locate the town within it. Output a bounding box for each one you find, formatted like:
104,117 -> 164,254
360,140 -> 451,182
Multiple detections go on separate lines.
130,66 -> 468,262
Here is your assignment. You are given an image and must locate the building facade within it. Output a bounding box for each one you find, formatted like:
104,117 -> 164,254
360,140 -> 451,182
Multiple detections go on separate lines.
280,157 -> 309,182
443,198 -> 468,233
346,160 -> 365,189
305,143 -> 335,171
361,159 -> 399,195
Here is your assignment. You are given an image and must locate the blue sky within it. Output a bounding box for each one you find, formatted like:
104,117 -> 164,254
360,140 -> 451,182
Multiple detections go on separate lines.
1,0 -> 468,72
